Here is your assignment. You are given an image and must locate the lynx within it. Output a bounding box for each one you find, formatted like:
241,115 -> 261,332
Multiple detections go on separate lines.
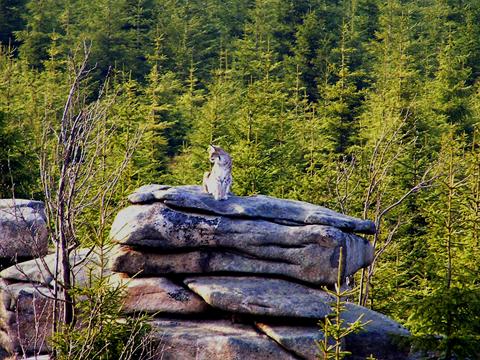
202,145 -> 232,200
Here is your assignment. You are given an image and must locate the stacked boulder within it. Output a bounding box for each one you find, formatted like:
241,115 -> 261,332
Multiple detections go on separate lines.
0,200 -> 49,357
0,199 -> 48,268
108,185 -> 411,360
0,248 -> 112,357
0,187 -> 412,359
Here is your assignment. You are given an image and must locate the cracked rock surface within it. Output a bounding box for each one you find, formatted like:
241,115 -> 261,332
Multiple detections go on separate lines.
149,319 -> 296,360
110,197 -> 373,285
0,199 -> 48,262
0,186 -> 413,359
184,276 -> 333,319
127,185 -> 376,234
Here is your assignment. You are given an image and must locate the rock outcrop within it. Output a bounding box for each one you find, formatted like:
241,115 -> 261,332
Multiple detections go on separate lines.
0,200 -> 48,267
110,185 -> 374,285
0,186 -> 413,359
107,185 -> 409,359
126,185 -> 376,233
0,199 -> 50,357
0,280 -> 53,354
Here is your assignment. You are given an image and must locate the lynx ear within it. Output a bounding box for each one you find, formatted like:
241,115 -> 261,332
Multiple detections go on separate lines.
208,144 -> 216,152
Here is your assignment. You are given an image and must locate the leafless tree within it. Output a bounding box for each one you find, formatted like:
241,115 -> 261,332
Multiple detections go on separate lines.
332,110 -> 437,307
39,44 -> 140,330
357,113 -> 438,307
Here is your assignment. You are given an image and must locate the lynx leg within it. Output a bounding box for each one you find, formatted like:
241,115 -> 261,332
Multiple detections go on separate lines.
226,179 -> 232,198
218,187 -> 226,200
212,186 -> 221,200
202,172 -> 211,193
217,180 -> 229,200
222,177 -> 232,200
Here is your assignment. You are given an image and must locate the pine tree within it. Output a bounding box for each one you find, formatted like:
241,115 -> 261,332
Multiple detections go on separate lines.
421,33 -> 473,137
16,0 -> 64,67
317,247 -> 370,360
231,76 -> 297,196
0,0 -> 27,48
407,128 -> 480,359
344,0 -> 427,312
289,9 -> 331,101
0,45 -> 48,197
232,0 -> 287,83
166,67 -> 242,187
319,15 -> 364,155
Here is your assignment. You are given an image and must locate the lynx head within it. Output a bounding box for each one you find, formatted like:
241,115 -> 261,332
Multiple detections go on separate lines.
208,145 -> 231,167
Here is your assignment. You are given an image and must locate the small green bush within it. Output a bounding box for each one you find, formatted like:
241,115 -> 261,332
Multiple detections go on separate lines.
317,247 -> 371,360
51,277 -> 154,360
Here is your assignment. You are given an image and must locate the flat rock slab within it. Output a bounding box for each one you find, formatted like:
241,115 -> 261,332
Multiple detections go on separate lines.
341,303 -> 411,360
342,303 -> 410,337
0,199 -> 45,210
110,203 -> 373,285
0,250 -> 209,315
255,323 -> 327,359
0,281 -> 53,318
184,276 -> 333,319
111,245 -> 362,286
0,199 -> 48,260
110,274 -> 209,314
256,308 -> 411,360
128,185 -> 375,234
0,248 -> 111,288
149,319 -> 296,360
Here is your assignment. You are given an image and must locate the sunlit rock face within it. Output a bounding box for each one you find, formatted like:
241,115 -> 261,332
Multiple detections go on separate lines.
126,184 -> 376,234
110,185 -> 374,286
0,186 -> 412,359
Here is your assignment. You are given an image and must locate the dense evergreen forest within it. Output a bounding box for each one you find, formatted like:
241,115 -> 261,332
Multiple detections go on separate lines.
1,0 -> 480,357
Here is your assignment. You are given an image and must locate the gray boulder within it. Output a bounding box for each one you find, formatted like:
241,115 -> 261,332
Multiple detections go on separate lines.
0,249 -> 208,315
0,280 -> 53,354
255,323 -> 328,360
184,276 -> 333,319
0,200 -> 48,261
0,248 -> 111,288
256,317 -> 411,360
0,256 -> 53,285
342,303 -> 411,360
110,274 -> 209,315
127,185 -> 375,234
109,244 -> 371,286
110,203 -> 373,285
0,199 -> 44,211
149,319 -> 296,360
184,276 -> 410,359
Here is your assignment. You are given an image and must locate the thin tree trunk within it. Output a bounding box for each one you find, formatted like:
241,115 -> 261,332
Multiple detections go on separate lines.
61,236 -> 73,325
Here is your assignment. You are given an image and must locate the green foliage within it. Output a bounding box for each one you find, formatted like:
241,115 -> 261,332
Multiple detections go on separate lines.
2,1 -> 480,357
51,277 -> 153,360
0,0 -> 26,48
408,286 -> 480,359
317,247 -> 370,360
0,47 -> 41,197
404,129 -> 480,359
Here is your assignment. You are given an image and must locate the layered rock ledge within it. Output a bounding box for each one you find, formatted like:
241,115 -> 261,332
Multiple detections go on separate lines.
110,185 -> 375,285
127,185 -> 376,233
0,186 -> 414,359
104,185 -> 409,359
